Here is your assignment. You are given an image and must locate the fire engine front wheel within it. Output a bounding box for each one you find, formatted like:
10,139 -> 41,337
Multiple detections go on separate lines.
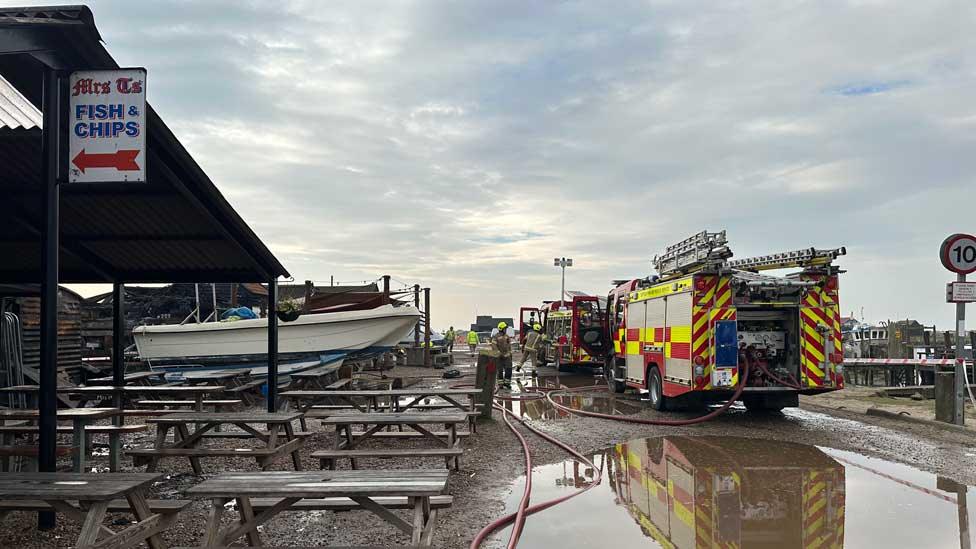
646,365 -> 667,411
606,359 -> 626,393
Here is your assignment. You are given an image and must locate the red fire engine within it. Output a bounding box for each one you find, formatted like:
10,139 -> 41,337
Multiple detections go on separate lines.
599,230 -> 846,411
519,295 -> 608,369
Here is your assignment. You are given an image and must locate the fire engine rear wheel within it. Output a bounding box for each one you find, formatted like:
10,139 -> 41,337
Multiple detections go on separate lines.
606,359 -> 625,393
647,366 -> 667,411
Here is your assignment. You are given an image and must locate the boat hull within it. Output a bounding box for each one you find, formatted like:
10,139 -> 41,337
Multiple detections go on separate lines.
132,305 -> 419,364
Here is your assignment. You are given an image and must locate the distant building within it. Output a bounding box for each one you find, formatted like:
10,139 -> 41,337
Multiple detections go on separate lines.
470,315 -> 514,335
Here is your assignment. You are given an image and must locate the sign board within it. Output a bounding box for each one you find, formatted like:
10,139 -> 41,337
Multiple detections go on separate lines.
947,281 -> 976,303
940,233 -> 976,275
68,68 -> 147,183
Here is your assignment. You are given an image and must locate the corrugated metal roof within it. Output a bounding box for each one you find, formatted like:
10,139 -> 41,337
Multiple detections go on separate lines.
0,6 -> 290,284
0,73 -> 41,129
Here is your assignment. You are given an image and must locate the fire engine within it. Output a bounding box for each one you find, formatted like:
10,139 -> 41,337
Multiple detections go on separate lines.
519,295 -> 608,370
611,436 -> 845,548
600,230 -> 846,411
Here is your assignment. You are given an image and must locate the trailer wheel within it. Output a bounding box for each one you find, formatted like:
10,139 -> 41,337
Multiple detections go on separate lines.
647,365 -> 667,411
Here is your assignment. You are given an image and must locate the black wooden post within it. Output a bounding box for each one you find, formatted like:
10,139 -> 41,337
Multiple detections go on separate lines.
38,68 -> 62,530
112,283 -> 125,388
423,287 -> 431,367
413,284 -> 420,348
267,279 -> 278,412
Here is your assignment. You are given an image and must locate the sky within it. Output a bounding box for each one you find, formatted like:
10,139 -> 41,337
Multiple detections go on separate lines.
19,0 -> 976,330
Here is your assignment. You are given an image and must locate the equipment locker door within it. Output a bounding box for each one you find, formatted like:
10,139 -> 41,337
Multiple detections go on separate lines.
625,301 -> 646,381
665,291 -> 693,382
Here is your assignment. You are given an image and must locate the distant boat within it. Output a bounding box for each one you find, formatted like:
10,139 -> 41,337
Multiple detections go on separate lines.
132,304 -> 421,372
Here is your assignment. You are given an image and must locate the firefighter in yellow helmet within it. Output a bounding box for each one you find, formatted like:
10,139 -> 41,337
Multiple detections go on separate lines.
466,329 -> 480,356
491,321 -> 514,385
518,323 -> 544,372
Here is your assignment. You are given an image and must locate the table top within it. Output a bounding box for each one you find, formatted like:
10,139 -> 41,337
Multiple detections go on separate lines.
185,470 -> 449,498
281,388 -> 480,398
288,364 -> 342,378
0,472 -> 161,500
320,412 -> 467,425
90,371 -> 164,383
0,407 -> 119,420
146,411 -> 303,424
183,370 -> 248,381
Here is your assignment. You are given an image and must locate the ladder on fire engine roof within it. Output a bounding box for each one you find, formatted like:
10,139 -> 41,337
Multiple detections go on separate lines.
652,230 -> 846,278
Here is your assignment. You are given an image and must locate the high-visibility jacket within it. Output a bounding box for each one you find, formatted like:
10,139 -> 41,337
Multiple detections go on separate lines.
523,330 -> 542,352
466,331 -> 480,344
445,329 -> 456,342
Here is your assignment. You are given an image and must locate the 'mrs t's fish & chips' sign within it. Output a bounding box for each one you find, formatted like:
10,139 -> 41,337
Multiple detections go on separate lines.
68,68 -> 147,183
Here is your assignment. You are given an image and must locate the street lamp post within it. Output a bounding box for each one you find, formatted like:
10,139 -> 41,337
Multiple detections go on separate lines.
554,257 -> 573,309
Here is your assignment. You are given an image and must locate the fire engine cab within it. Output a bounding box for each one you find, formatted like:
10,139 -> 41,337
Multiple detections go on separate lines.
601,230 -> 846,412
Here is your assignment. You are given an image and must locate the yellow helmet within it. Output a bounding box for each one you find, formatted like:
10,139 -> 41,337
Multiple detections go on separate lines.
497,321 -> 508,330
533,323 -> 542,331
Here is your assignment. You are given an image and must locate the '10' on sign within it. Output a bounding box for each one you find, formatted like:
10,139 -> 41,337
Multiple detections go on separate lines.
68,68 -> 147,183
941,234 -> 976,275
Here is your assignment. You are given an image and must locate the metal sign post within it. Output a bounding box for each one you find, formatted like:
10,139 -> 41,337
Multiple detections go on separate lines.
68,68 -> 147,183
940,233 -> 976,426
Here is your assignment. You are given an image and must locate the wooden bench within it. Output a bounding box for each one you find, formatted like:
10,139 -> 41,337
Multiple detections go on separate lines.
249,494 -> 454,513
135,399 -> 242,408
346,430 -> 471,439
0,498 -> 190,515
0,424 -> 147,470
128,446 -> 295,470
198,430 -> 314,439
0,445 -> 77,472
119,409 -> 184,417
311,448 -> 463,470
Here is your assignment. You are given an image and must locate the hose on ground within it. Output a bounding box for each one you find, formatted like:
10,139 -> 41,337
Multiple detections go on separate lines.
468,401 -> 603,549
498,404 -> 532,548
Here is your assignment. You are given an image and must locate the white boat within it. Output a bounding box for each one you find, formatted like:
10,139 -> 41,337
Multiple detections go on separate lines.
132,304 -> 421,370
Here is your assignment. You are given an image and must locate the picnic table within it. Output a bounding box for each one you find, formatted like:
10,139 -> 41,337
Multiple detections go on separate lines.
281,388 -> 481,413
0,385 -> 228,410
0,472 -> 181,549
89,371 -> 165,386
0,408 -> 119,472
284,361 -> 343,390
321,412 -> 467,470
185,469 -> 449,546
130,412 -> 305,475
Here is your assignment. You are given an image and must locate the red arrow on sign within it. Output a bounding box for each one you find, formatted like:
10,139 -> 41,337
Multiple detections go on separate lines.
71,149 -> 140,173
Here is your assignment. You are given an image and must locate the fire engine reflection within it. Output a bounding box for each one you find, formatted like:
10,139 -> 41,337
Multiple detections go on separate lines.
609,436 -> 845,549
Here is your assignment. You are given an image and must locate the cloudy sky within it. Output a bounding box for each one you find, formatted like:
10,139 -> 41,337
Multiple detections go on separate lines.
25,0 -> 976,330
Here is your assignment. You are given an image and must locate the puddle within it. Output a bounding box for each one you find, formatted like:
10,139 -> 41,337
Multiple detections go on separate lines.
496,385 -> 641,420
495,436 -> 975,548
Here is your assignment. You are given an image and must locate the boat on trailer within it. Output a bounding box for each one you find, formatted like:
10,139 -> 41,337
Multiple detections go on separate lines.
132,304 -> 420,376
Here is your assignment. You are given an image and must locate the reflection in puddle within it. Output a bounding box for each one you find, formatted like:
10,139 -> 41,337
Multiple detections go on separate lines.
496,436 -> 975,548
497,389 -> 641,420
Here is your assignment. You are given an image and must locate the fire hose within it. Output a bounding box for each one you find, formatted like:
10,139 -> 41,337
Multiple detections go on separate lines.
467,362 -> 751,547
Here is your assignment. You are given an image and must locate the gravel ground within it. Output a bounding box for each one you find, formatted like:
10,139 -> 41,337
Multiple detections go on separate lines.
4,352 -> 976,548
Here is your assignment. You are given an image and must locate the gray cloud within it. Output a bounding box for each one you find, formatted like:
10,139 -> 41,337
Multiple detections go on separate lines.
21,0 -> 974,330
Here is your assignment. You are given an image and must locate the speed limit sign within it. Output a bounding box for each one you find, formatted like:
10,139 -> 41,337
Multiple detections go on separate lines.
941,233 -> 976,274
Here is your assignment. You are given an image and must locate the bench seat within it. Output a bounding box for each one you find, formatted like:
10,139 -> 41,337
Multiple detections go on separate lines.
323,378 -> 351,389
249,495 -> 453,513
134,399 -> 242,407
0,445 -> 76,457
0,498 -> 190,514
0,424 -> 148,435
311,448 -> 462,470
198,430 -> 313,439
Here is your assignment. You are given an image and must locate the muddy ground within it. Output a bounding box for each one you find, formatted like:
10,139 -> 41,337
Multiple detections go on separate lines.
3,351 -> 976,548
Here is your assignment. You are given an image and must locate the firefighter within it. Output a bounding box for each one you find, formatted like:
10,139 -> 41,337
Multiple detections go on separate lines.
518,323 -> 544,371
445,326 -> 456,352
491,321 -> 514,385
466,330 -> 480,356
